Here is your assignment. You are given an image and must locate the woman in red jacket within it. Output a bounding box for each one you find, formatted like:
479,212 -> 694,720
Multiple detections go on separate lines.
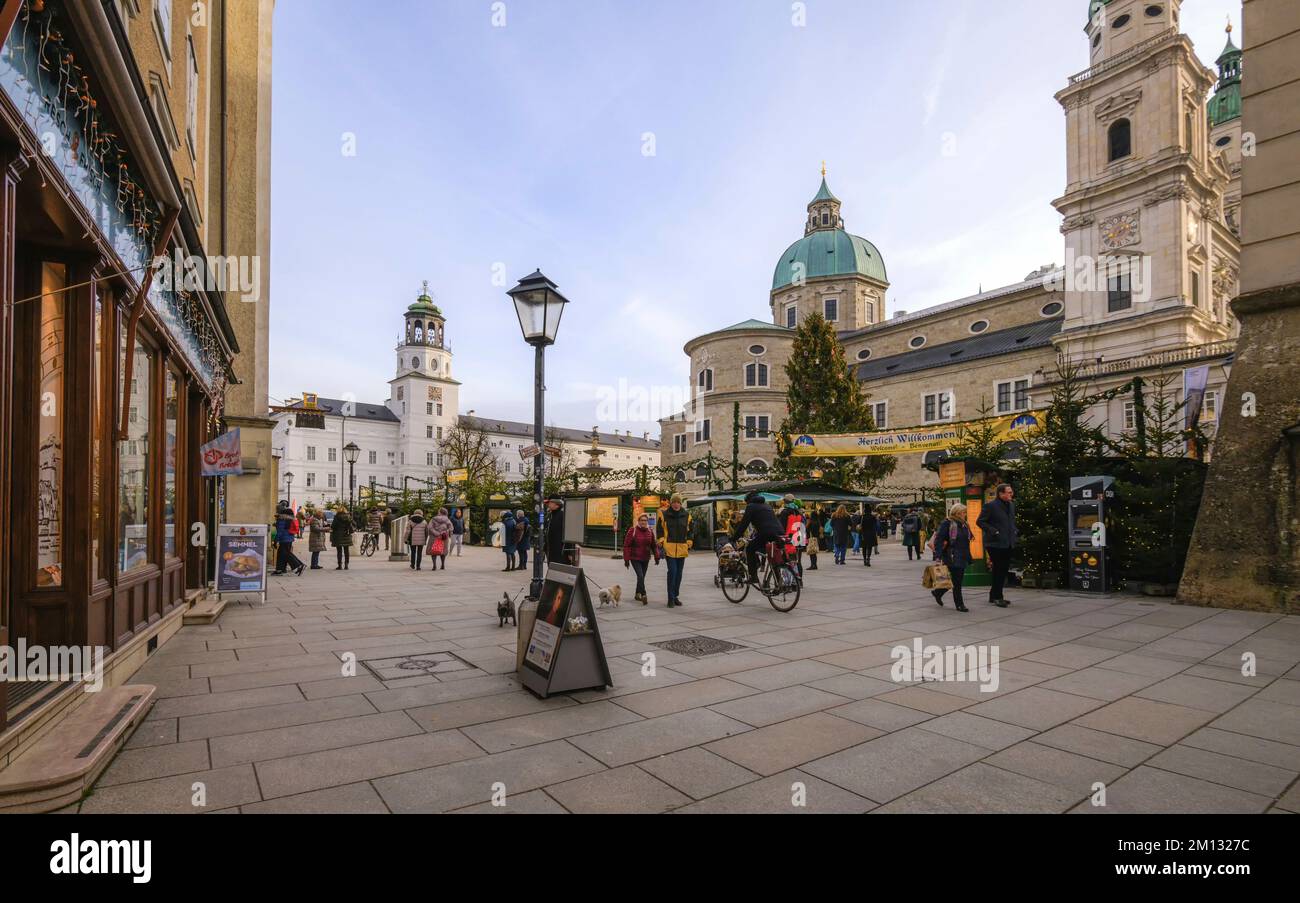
623,512 -> 661,605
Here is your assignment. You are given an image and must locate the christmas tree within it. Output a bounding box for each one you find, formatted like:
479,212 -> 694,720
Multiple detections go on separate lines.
947,396 -> 1010,465
773,312 -> 896,490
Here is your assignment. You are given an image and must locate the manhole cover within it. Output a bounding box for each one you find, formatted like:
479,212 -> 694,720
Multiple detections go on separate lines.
650,636 -> 747,658
362,651 -> 474,680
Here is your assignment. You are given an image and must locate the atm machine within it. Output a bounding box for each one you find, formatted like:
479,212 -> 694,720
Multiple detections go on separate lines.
1068,476 -> 1117,593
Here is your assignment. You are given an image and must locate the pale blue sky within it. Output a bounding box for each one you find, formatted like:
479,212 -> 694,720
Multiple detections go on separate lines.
269,0 -> 1241,434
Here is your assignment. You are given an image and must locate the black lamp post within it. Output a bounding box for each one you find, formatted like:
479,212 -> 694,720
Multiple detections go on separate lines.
284,471 -> 294,504
344,442 -> 360,509
507,270 -> 569,600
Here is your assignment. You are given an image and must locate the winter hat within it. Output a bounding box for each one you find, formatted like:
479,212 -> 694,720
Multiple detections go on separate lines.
413,509 -> 424,518
670,493 -> 684,505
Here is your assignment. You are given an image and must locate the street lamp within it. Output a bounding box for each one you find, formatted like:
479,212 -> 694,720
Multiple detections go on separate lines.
344,442 -> 360,509
284,471 -> 294,504
507,270 -> 570,599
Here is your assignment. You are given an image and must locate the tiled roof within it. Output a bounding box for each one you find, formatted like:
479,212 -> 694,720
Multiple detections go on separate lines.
856,317 -> 1064,381
281,397 -> 399,423
458,416 -> 660,450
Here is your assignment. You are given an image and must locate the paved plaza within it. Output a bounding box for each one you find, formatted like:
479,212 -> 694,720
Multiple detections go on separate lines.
69,541 -> 1300,814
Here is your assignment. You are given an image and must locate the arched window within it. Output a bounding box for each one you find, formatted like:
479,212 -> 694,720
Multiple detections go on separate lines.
674,470 -> 687,483
1109,119 -> 1132,162
922,450 -> 950,467
745,459 -> 769,476
745,362 -> 769,387
414,321 -> 424,343
694,464 -> 710,478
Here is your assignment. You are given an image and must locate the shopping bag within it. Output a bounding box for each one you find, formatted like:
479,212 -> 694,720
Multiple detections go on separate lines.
922,563 -> 953,590
429,535 -> 446,556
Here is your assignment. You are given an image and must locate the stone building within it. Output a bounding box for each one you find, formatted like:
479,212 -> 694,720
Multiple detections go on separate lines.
662,0 -> 1242,494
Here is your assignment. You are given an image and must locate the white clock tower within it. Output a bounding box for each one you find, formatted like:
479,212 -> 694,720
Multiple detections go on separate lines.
387,282 -> 460,484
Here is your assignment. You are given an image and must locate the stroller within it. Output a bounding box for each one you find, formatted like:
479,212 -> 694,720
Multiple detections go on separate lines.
713,531 -> 747,588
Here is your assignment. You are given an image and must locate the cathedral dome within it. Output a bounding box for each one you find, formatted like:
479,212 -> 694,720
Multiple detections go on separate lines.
772,230 -> 887,291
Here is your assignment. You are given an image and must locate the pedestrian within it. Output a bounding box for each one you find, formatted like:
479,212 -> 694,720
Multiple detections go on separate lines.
425,507 -> 453,571
932,504 -> 975,612
805,506 -> 822,570
380,506 -> 391,550
977,483 -> 1017,608
901,508 -> 923,560
860,507 -> 879,566
514,509 -> 531,571
403,508 -> 429,570
784,500 -> 807,577
272,502 -> 305,576
656,493 -> 691,607
331,504 -> 355,570
623,512 -> 661,604
830,504 -> 852,565
850,509 -> 862,556
449,507 -> 465,556
544,498 -> 567,565
889,514 -> 898,537
308,509 -> 328,569
502,509 -> 518,571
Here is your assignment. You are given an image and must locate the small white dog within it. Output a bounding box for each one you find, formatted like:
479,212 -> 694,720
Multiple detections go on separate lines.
598,584 -> 622,607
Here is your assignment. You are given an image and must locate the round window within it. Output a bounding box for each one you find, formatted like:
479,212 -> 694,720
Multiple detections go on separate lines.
1112,13 -> 1131,28
1145,5 -> 1163,17
748,344 -> 766,356
909,336 -> 927,349
1215,135 -> 1232,147
970,320 -> 990,334
1040,301 -> 1064,317
856,349 -> 872,361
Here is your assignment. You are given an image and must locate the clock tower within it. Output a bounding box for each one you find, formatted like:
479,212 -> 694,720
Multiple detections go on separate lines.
1052,0 -> 1239,364
388,282 -> 461,484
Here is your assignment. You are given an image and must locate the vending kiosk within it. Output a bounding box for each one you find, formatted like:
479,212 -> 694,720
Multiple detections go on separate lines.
1068,476 -> 1117,592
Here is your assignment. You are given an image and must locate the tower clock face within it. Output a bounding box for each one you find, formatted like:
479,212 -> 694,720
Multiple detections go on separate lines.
1100,211 -> 1140,250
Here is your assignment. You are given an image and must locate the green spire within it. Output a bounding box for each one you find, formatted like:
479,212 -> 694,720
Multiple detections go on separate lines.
1209,20 -> 1242,126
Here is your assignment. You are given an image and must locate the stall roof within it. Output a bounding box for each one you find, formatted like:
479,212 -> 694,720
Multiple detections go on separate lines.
688,480 -> 885,506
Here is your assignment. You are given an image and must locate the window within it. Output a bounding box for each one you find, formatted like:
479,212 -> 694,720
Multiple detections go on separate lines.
857,348 -> 872,361
1108,267 -> 1133,312
185,36 -> 198,159
824,298 -> 838,321
505,462 -> 512,473
1112,13 -> 1131,28
427,403 -> 433,415
673,434 -> 687,454
1215,135 -> 1232,148
697,368 -> 713,392
745,362 -> 769,387
386,477 -> 395,488
1191,271 -> 1201,308
922,450 -> 950,467
154,0 -> 172,61
909,336 -> 927,349
745,460 -> 769,476
694,464 -> 709,478
437,454 -> 444,467
872,401 -> 888,429
996,378 -> 1032,414
1145,5 -> 1163,17
924,391 -> 954,424
427,426 -> 434,439
306,473 -> 316,488
695,419 -> 712,443
119,333 -> 151,574
37,264 -> 67,585
1123,401 -> 1137,430
437,404 -> 443,416
821,212 -> 829,225
427,452 -> 434,466
1185,112 -> 1194,153
437,427 -> 443,440
397,387 -> 404,400
786,306 -> 797,328
328,447 -> 337,462
744,415 -> 770,440
368,451 -> 377,464
1108,119 -> 1132,162
970,320 -> 990,334
328,473 -> 337,489
748,344 -> 766,355
163,371 -> 181,558
306,445 -> 316,461
411,357 -> 420,369
1041,301 -> 1064,317
1201,391 -> 1219,422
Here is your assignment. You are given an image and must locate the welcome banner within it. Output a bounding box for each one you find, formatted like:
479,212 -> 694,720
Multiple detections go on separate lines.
790,411 -> 1046,458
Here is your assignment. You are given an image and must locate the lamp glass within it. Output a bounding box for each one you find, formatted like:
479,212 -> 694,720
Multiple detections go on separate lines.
344,443 -> 360,465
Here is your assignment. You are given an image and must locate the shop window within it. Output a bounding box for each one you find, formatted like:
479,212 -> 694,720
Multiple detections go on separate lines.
92,286 -> 107,580
119,335 -> 152,574
36,264 -> 68,586
164,370 -> 181,558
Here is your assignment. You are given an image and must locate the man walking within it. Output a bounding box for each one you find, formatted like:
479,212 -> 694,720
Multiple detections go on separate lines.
657,493 -> 691,607
544,498 -> 567,565
901,509 -> 922,560
977,483 -> 1018,608
449,507 -> 465,556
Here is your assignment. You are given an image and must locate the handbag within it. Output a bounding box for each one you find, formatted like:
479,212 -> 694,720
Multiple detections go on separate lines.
428,534 -> 446,556
922,563 -> 953,590
807,536 -> 820,555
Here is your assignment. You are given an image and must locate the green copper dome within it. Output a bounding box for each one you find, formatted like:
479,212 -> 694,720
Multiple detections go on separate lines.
772,229 -> 887,291
406,281 -> 443,317
1209,27 -> 1243,127
1087,0 -> 1111,23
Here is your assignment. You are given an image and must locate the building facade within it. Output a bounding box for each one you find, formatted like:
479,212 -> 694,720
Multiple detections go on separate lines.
662,0 -> 1241,494
271,286 -> 660,507
0,0 -> 272,792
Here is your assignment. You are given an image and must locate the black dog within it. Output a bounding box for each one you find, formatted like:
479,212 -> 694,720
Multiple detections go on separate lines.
498,593 -> 517,628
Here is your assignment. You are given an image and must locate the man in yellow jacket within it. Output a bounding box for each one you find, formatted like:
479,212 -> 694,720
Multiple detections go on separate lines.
657,493 -> 692,608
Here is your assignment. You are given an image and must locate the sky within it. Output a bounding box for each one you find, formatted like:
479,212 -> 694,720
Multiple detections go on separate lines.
268,0 -> 1242,436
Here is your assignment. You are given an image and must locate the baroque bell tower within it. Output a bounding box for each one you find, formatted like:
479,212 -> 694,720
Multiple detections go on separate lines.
1052,0 -> 1239,363
387,282 -> 461,483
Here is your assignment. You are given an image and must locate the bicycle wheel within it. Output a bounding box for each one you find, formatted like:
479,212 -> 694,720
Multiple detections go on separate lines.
765,565 -> 801,612
720,567 -> 750,603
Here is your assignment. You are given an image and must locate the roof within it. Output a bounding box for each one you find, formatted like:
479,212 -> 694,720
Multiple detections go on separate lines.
458,415 -> 661,450
718,319 -> 792,333
772,229 -> 887,291
855,317 -> 1064,382
690,480 -> 884,504
281,397 -> 400,424
810,177 -> 839,205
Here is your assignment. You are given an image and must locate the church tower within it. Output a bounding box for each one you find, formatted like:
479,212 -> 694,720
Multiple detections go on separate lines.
1053,0 -> 1240,363
387,282 -> 461,483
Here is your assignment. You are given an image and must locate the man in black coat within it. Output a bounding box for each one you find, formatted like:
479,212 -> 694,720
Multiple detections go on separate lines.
732,492 -> 785,584
543,499 -> 567,565
977,483 -> 1018,608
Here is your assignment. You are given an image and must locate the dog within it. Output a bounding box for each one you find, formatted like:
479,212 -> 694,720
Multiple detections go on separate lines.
597,584 -> 622,607
498,593 -> 516,628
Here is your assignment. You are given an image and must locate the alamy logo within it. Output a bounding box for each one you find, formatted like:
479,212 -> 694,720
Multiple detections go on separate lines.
154,250 -> 261,302
49,835 -> 151,884
890,639 -> 1000,693
0,640 -> 105,692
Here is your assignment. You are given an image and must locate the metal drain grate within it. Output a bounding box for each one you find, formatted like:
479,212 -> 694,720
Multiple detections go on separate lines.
650,636 -> 747,658
361,650 -> 475,681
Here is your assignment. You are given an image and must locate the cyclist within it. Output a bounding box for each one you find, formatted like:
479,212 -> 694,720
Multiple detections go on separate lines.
365,504 -> 383,551
731,491 -> 785,585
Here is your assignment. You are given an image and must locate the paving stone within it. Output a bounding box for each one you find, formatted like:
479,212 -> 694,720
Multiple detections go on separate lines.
151,684 -> 306,720
240,782 -> 390,814
805,673 -> 899,700
1146,744 -> 1296,797
637,747 -> 761,800
406,691 -> 576,732
178,694 -> 377,741
664,652 -> 789,681
1135,674 -> 1261,713
704,712 -> 880,776
828,697 -> 935,731
1033,723 -> 1163,767
373,740 -> 605,812
124,718 -> 178,750
1073,766 -> 1272,814
1073,697 -> 1217,746
544,765 -> 692,814
81,765 -> 262,814
365,673 -> 521,711
256,730 -> 483,798
811,645 -> 900,671
1179,727 -> 1300,771
569,708 -> 752,767
97,740 -> 211,787
876,762 -> 1080,813
674,769 -> 874,814
612,677 -> 759,719
803,727 -> 989,804
709,685 -> 852,728
210,711 -> 424,768
1021,643 -> 1123,670
726,659 -> 848,691
299,675 -> 387,699
1276,782 -> 1300,813
965,686 -> 1107,731
986,741 -> 1127,797
462,701 -> 644,753
876,686 -> 972,715
914,712 -> 1037,751
1039,666 -> 1165,701
450,789 -> 569,814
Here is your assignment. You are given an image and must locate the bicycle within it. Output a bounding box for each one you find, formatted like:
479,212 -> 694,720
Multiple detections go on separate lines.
359,531 -> 379,557
716,536 -> 801,612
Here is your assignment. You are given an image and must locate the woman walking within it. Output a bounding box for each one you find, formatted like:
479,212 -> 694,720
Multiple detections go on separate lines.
449,508 -> 465,556
931,504 -> 974,612
272,502 -> 305,576
830,504 -> 852,565
901,508 -> 923,561
784,500 -> 807,577
514,509 -> 530,571
860,507 -> 879,566
308,509 -> 328,569
427,508 -> 454,571
404,509 -> 430,570
805,507 -> 822,570
502,510 -> 518,571
656,493 -> 690,607
623,512 -> 661,605
331,505 -> 355,570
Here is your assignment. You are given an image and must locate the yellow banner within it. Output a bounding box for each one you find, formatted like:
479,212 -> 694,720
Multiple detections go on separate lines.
445,468 -> 469,484
790,411 -> 1046,458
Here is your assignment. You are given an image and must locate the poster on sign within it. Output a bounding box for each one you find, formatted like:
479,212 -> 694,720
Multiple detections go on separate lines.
201,429 -> 244,477
216,524 -> 269,598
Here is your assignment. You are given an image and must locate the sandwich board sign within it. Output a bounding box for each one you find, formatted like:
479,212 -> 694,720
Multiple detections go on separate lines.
519,564 -> 612,698
216,524 -> 270,604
